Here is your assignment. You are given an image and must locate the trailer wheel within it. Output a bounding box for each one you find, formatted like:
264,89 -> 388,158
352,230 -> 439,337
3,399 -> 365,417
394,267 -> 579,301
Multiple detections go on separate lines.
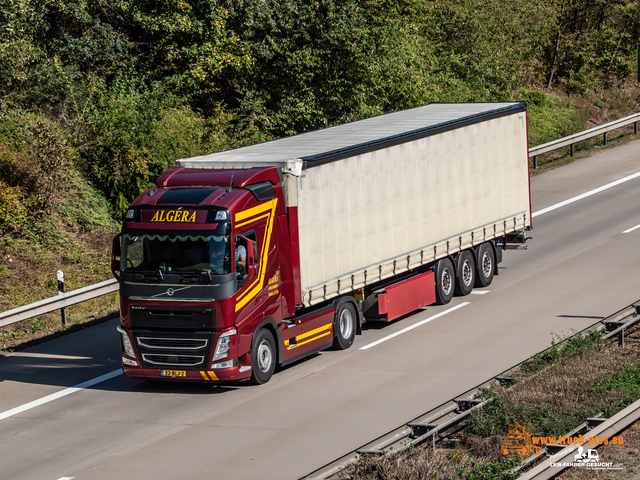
435,258 -> 455,305
333,301 -> 357,350
474,243 -> 495,288
250,329 -> 276,385
455,250 -> 475,296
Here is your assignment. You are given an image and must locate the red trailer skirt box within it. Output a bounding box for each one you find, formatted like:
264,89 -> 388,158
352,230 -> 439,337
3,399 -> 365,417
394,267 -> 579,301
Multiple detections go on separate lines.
377,271 -> 436,322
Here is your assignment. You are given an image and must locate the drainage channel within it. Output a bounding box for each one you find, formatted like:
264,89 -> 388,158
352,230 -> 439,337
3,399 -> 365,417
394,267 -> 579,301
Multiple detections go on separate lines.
301,300 -> 640,480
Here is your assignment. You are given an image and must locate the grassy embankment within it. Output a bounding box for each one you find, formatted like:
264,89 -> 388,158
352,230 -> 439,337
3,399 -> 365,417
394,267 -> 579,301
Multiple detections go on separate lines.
0,112 -> 120,352
339,327 -> 640,480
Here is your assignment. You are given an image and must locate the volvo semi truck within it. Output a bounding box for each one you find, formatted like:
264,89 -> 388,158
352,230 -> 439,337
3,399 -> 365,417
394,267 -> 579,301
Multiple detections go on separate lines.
112,102 -> 532,384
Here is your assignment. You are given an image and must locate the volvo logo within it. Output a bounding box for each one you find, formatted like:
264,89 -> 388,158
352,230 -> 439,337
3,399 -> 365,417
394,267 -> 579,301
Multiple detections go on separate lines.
151,286 -> 191,298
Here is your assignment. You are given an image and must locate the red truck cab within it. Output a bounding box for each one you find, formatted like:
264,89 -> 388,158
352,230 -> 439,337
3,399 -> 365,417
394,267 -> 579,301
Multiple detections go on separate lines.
112,166 -> 355,384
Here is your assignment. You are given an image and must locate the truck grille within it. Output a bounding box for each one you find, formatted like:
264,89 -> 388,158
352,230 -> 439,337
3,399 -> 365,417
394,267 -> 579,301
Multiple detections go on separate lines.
132,330 -> 214,370
130,305 -> 214,330
141,354 -> 205,367
137,337 -> 208,350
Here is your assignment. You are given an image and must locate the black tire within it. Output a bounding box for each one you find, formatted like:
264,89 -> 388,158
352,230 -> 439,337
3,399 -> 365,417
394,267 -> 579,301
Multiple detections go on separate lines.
474,243 -> 495,288
250,329 -> 276,385
333,301 -> 357,350
455,250 -> 475,296
435,257 -> 455,305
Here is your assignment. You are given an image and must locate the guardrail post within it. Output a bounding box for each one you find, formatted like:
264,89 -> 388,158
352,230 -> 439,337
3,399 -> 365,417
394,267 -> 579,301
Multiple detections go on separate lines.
635,122 -> 638,135
57,270 -> 67,326
619,328 -> 625,347
532,156 -> 538,169
570,144 -> 574,157
603,132 -> 608,145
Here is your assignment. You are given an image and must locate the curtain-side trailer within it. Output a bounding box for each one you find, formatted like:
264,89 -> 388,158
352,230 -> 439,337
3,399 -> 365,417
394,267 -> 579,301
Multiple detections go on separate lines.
112,102 -> 531,384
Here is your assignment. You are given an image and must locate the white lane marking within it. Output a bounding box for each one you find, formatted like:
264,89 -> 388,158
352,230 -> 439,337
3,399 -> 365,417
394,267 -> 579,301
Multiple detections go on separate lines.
532,171 -> 640,218
8,352 -> 92,360
470,290 -> 490,295
57,477 -> 74,480
359,302 -> 470,351
622,223 -> 640,234
0,369 -> 122,422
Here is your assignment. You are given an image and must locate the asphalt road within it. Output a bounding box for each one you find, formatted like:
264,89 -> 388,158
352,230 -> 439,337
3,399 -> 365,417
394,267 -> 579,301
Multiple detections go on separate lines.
2,141 -> 640,480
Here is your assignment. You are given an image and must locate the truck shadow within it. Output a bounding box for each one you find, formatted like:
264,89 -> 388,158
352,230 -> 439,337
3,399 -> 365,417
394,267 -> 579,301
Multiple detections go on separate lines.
0,352 -> 239,394
2,304 -> 459,392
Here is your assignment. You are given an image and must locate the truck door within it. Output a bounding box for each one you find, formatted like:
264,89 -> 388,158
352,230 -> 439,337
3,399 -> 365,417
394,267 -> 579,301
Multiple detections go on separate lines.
234,228 -> 264,315
234,211 -> 301,363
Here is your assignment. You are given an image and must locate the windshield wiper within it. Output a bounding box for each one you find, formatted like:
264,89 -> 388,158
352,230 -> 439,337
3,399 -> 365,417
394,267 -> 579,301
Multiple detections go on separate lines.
157,269 -> 164,280
180,271 -> 213,283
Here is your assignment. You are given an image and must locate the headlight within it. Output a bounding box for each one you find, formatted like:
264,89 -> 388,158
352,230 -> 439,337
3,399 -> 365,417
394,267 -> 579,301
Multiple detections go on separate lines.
215,211 -> 227,221
117,326 -> 136,358
212,328 -> 236,361
125,209 -> 135,220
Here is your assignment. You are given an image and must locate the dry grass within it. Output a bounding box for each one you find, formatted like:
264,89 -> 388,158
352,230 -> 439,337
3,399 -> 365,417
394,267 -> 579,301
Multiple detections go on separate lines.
339,448 -> 512,480
502,342 -> 640,413
466,435 -> 506,459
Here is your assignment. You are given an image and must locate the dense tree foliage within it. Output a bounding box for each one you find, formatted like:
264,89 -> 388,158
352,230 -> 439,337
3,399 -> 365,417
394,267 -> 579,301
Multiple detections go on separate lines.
0,0 -> 638,220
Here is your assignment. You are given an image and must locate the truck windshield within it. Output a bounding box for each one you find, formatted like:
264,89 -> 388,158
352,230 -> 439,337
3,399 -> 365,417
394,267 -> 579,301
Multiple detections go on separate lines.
121,234 -> 231,275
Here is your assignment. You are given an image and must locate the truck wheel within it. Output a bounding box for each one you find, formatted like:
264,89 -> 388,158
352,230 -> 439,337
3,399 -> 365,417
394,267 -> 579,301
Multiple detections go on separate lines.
250,329 -> 276,385
474,243 -> 495,287
435,258 -> 455,305
333,301 -> 357,350
455,250 -> 475,296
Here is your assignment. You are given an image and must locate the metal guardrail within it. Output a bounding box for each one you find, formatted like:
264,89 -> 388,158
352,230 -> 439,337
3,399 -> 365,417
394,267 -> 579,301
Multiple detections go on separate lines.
529,112 -> 640,168
0,278 -> 118,329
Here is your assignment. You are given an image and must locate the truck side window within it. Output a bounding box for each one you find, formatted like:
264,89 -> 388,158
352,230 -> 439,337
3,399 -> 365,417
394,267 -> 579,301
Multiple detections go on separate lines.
235,231 -> 257,287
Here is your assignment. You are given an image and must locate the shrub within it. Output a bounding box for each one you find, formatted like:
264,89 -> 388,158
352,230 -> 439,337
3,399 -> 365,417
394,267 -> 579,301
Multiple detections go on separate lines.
518,89 -> 584,146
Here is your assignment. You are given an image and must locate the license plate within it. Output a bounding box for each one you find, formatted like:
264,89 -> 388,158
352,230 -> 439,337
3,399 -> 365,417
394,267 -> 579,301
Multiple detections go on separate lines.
161,370 -> 186,377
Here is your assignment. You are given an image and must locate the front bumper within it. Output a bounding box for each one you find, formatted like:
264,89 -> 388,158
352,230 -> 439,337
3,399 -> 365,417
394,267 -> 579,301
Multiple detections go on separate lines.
122,363 -> 252,382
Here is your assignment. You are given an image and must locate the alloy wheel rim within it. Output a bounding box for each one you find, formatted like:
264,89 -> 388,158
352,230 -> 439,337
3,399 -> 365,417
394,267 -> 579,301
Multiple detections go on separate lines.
340,309 -> 353,339
442,268 -> 452,295
482,252 -> 492,277
257,339 -> 272,372
462,259 -> 473,286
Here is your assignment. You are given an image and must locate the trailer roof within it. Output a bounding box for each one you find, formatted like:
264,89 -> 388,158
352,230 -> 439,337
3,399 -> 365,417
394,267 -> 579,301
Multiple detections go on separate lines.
177,102 -> 526,172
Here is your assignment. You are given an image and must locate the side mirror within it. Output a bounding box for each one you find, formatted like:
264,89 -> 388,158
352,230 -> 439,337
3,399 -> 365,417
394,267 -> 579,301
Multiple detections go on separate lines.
112,233 -> 122,282
246,239 -> 255,277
